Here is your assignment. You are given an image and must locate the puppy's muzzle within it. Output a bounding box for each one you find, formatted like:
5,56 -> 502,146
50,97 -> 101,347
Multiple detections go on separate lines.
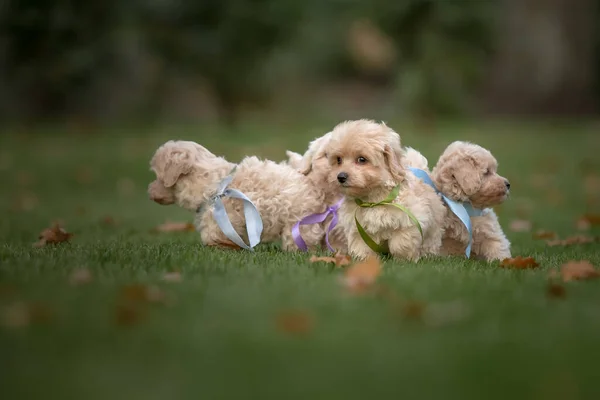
337,172 -> 348,184
504,180 -> 510,190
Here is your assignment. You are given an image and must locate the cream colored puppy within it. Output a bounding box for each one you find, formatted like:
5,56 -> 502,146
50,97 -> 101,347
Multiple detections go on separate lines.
148,140 -> 325,250
430,141 -> 511,260
323,119 -> 446,261
290,132 -> 348,253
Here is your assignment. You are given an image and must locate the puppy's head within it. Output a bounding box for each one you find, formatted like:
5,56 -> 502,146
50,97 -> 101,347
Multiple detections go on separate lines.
148,140 -> 230,210
324,119 -> 404,199
432,141 -> 510,208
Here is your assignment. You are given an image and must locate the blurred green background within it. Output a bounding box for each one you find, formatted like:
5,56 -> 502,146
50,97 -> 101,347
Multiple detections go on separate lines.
1,0 -> 599,127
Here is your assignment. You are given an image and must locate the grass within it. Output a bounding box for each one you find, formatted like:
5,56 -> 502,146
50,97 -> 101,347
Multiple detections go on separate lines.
1,118 -> 600,400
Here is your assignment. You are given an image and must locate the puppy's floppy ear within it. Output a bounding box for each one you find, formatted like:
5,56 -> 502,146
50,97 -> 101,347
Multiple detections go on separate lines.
383,144 -> 405,183
152,146 -> 194,187
440,156 -> 481,197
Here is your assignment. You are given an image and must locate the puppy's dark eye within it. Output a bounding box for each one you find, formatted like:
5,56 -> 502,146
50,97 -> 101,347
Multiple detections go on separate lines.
336,156 -> 342,165
357,156 -> 367,164
484,169 -> 491,176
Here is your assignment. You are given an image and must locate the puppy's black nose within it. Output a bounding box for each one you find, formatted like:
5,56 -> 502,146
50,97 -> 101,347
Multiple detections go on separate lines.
505,180 -> 511,190
337,172 -> 348,184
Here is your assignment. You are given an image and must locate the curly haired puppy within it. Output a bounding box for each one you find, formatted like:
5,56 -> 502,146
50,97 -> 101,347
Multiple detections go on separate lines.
148,140 -> 325,250
323,119 -> 446,261
430,141 -> 511,261
285,132 -> 348,253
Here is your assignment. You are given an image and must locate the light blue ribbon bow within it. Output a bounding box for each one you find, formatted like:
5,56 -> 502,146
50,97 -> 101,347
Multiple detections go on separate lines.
199,172 -> 263,251
409,167 -> 482,258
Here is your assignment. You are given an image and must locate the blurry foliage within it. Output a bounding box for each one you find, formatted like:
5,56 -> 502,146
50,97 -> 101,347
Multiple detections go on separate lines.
0,0 -> 597,124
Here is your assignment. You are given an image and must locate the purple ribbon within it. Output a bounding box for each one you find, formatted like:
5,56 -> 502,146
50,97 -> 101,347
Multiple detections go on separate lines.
292,198 -> 344,252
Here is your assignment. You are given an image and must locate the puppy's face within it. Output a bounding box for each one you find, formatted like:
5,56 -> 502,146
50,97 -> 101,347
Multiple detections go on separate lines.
435,142 -> 510,208
324,120 -> 404,199
148,141 -> 223,210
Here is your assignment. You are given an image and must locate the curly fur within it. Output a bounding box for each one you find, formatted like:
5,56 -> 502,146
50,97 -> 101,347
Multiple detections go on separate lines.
286,131 -> 349,253
148,140 -> 326,251
322,119 -> 446,261
430,141 -> 511,261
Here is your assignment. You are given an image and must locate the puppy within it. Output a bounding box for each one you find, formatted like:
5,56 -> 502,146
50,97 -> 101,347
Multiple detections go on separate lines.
148,140 -> 325,251
323,119 -> 446,261
290,132 -> 348,253
430,141 -> 511,261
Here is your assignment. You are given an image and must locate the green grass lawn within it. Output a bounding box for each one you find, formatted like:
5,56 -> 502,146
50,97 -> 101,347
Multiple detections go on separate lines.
1,118 -> 600,400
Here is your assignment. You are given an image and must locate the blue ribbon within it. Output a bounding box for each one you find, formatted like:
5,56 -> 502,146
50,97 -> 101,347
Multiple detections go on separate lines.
199,172 -> 263,251
408,167 -> 482,258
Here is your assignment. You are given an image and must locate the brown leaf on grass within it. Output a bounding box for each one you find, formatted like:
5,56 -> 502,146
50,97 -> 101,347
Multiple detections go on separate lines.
500,256 -> 539,269
12,192 -> 39,212
1,302 -> 30,328
15,171 -> 35,186
163,272 -> 182,283
275,310 -> 314,336
1,301 -> 53,328
546,235 -> 597,247
118,284 -> 166,304
509,219 -> 532,232
576,217 -> 591,231
546,282 -> 566,299
69,268 -> 93,286
579,214 -> 600,226
402,301 -> 426,320
115,304 -> 144,327
341,256 -> 382,294
309,253 -> 351,267
533,230 -> 557,240
560,261 -> 600,282
152,222 -> 195,233
101,216 -> 118,226
114,284 -> 167,327
34,223 -> 73,247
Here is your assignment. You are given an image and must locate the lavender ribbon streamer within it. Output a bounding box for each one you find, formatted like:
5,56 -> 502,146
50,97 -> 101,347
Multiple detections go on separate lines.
292,198 -> 344,252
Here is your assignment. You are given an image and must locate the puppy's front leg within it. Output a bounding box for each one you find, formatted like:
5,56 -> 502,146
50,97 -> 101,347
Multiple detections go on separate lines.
347,229 -> 378,261
472,211 -> 511,261
388,227 -> 422,262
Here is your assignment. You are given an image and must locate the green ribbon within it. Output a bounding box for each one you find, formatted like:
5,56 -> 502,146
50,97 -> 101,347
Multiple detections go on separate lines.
354,185 -> 423,254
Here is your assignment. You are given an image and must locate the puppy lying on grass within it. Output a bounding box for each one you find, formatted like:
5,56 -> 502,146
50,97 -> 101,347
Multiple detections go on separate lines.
321,119 -> 447,261
148,140 -> 325,251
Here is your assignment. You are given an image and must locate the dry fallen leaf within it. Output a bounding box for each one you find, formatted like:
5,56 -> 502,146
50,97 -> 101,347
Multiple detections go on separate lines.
509,219 -> 532,232
69,268 -> 93,286
1,301 -> 53,328
101,216 -> 117,226
579,214 -> 600,226
560,260 -> 600,282
152,222 -> 195,233
34,223 -> 73,247
275,310 -> 314,335
119,284 -> 166,304
1,302 -> 30,328
341,256 -> 382,293
115,304 -> 143,327
15,171 -> 35,186
12,192 -> 39,212
163,272 -> 182,283
500,256 -> 539,269
309,253 -> 351,267
402,301 -> 426,320
533,230 -> 557,240
547,235 -> 597,247
546,282 -> 566,299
